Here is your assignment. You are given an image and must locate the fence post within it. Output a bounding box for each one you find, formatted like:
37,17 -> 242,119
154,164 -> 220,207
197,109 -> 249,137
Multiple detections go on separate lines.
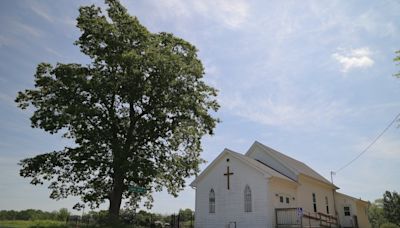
319,213 -> 322,226
191,211 -> 194,228
177,213 -> 180,228
300,212 -> 303,228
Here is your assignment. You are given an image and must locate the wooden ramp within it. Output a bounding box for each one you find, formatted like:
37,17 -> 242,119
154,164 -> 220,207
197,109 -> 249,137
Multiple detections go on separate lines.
275,208 -> 338,228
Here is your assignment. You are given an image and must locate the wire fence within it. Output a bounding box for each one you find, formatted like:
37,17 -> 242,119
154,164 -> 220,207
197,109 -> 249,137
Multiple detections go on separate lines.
66,210 -> 194,228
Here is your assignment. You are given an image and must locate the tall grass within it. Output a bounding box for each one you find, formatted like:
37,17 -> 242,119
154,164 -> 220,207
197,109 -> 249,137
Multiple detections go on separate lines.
0,220 -> 67,228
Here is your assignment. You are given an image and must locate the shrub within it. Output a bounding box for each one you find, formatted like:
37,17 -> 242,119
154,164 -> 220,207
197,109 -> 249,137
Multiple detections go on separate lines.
380,222 -> 400,228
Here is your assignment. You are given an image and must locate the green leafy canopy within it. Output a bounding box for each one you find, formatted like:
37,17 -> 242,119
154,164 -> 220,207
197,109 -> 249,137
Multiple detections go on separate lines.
383,191 -> 400,226
16,0 -> 219,212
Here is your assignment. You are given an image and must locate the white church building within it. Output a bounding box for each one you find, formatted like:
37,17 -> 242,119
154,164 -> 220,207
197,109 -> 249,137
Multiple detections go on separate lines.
190,141 -> 370,228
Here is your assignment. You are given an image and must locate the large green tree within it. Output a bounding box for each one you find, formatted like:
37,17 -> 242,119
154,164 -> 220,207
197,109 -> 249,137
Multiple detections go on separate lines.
368,199 -> 387,228
383,191 -> 400,226
16,0 -> 219,221
178,208 -> 194,222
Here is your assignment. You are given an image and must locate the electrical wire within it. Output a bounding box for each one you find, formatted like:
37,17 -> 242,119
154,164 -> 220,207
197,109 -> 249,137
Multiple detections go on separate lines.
334,112 -> 400,174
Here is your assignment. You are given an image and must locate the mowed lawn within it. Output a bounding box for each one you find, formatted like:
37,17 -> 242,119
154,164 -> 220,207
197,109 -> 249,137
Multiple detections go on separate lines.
0,220 -> 67,228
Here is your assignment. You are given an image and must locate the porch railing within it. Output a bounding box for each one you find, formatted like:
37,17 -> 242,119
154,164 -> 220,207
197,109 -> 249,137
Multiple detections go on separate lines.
275,208 -> 338,228
276,208 -> 302,228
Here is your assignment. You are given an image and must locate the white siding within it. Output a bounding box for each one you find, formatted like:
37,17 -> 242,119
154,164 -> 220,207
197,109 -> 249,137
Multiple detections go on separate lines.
268,178 -> 298,227
335,193 -> 357,228
296,175 -> 335,216
195,153 -> 271,228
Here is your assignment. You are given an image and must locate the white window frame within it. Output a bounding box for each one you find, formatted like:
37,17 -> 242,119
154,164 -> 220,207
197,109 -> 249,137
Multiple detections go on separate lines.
244,185 -> 252,212
209,189 -> 215,213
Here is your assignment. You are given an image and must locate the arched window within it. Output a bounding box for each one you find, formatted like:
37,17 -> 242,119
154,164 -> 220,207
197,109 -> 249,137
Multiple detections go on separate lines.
209,189 -> 215,213
244,185 -> 252,212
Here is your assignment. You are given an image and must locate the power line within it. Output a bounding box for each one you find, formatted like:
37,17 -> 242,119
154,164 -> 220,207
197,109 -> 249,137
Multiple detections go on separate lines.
334,112 -> 400,174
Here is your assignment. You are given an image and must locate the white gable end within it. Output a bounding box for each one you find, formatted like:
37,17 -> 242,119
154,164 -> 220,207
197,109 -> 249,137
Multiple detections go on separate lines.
193,150 -> 273,228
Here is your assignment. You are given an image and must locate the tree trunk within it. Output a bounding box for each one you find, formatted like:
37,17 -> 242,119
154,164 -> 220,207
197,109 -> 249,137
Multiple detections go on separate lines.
108,174 -> 124,223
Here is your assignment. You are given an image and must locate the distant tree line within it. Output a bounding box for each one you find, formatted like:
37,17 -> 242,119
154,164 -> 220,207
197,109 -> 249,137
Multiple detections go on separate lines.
0,208 -> 69,221
128,208 -> 193,228
369,191 -> 400,228
0,208 -> 193,227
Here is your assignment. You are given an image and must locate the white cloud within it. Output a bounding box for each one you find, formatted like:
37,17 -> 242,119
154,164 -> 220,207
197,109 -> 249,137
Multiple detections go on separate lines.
45,47 -> 63,58
24,1 -> 78,30
27,1 -> 53,23
0,92 -> 16,109
203,61 -> 221,88
221,93 -> 349,129
13,21 -> 42,37
334,133 -> 400,200
210,0 -> 249,29
130,0 -> 250,29
355,134 -> 400,160
355,9 -> 398,38
0,35 -> 11,47
332,47 -> 374,72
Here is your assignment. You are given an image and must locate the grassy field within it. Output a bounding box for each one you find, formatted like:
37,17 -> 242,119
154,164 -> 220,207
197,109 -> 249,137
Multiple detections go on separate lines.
0,220 -> 68,228
0,220 -> 140,228
0,220 -> 192,228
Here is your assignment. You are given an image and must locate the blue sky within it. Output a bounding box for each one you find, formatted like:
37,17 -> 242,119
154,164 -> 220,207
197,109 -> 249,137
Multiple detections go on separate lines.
0,0 -> 399,214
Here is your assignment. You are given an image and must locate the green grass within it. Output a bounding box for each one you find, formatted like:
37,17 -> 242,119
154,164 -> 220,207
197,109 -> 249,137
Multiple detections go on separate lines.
0,220 -> 67,228
0,220 -> 136,228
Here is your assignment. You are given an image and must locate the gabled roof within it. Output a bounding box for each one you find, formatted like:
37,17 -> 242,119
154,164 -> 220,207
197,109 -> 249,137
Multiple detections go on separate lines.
229,150 -> 294,183
190,148 -> 295,187
246,141 -> 338,188
336,192 -> 370,205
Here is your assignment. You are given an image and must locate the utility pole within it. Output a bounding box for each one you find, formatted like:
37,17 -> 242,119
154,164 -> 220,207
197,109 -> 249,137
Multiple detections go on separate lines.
330,171 -> 339,225
330,171 -> 336,184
